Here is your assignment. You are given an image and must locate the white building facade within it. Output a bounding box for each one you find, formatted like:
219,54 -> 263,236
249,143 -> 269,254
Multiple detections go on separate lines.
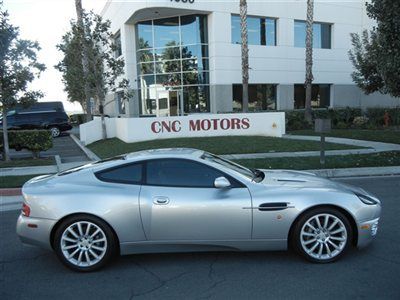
101,0 -> 398,118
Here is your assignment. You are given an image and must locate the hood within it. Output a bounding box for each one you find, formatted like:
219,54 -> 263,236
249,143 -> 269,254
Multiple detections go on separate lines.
260,169 -> 367,194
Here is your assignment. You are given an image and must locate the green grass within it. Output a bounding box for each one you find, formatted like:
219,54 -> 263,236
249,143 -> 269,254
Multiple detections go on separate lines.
235,151 -> 400,170
289,129 -> 400,144
0,174 -> 46,189
88,136 -> 365,159
0,157 -> 55,169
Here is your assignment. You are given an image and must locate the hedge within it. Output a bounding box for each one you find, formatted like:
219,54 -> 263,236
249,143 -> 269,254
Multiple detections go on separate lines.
0,130 -> 53,158
286,107 -> 400,130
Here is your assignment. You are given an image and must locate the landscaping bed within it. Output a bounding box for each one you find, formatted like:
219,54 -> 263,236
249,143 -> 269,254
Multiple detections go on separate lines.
235,151 -> 400,170
0,157 -> 55,169
88,136 -> 365,159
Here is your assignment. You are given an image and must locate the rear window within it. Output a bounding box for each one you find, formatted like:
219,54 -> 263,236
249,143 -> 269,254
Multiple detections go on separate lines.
95,163 -> 142,184
58,156 -> 126,176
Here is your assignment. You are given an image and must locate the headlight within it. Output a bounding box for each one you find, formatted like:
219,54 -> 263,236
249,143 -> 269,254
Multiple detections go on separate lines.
355,193 -> 378,205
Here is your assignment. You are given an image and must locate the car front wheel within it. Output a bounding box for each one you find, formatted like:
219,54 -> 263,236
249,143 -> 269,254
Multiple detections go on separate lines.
49,126 -> 60,138
54,215 -> 117,272
293,208 -> 352,263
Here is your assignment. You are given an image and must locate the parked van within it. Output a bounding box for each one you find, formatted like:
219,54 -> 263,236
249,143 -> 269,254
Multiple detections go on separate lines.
0,102 -> 72,137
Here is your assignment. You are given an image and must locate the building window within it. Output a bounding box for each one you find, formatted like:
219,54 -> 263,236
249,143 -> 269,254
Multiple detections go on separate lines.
294,84 -> 331,109
116,91 -> 126,114
232,84 -> 277,111
136,15 -> 209,116
114,31 -> 122,57
231,15 -> 276,46
294,21 -> 331,49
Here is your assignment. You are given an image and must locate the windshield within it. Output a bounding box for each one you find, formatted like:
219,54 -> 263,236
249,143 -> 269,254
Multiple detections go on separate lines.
201,152 -> 256,180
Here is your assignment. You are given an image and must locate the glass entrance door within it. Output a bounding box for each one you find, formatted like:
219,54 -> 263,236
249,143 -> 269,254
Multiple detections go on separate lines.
155,88 -> 183,117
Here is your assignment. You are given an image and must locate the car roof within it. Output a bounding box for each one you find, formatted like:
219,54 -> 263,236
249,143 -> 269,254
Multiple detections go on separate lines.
124,148 -> 205,161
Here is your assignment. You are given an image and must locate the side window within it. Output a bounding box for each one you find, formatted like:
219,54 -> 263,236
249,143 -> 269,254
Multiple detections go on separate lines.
96,163 -> 142,185
146,159 -> 231,188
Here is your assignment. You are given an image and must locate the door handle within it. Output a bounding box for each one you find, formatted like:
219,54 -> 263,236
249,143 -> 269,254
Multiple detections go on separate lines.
153,196 -> 170,205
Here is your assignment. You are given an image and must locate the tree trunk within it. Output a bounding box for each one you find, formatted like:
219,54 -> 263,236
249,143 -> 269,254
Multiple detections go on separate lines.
240,0 -> 249,113
97,91 -> 107,140
304,0 -> 314,122
1,107 -> 11,162
75,0 -> 92,122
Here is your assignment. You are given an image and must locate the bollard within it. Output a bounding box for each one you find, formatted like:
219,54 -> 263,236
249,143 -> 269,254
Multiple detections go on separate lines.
315,119 -> 331,165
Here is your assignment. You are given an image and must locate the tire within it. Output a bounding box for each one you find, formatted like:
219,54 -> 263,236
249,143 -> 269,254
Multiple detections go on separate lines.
49,126 -> 60,138
53,214 -> 117,272
292,207 -> 352,263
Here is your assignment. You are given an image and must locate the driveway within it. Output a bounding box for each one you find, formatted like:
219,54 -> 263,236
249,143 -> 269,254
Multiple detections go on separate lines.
1,176 -> 399,299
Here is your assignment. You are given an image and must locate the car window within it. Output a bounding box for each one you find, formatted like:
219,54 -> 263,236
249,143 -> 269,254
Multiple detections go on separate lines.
146,159 -> 230,188
95,163 -> 142,184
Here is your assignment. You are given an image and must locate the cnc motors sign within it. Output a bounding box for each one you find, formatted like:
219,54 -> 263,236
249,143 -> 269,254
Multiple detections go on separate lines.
151,117 -> 250,134
80,112 -> 285,145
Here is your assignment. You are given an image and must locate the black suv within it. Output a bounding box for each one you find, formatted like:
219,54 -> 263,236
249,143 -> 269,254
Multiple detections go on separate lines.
0,102 -> 72,137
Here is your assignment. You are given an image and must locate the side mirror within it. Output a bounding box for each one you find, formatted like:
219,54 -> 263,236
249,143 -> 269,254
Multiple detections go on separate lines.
214,176 -> 231,189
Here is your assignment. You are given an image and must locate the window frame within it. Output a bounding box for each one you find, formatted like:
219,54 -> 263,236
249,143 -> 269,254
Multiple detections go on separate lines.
231,14 -> 277,46
143,158 -> 245,189
113,30 -> 123,58
95,162 -> 144,185
293,20 -> 332,49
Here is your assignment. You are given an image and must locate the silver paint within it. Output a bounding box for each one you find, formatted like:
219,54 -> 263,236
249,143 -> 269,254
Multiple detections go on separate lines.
16,148 -> 381,257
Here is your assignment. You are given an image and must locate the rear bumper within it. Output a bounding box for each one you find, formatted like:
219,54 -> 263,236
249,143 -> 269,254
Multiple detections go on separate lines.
16,214 -> 56,250
357,217 -> 380,248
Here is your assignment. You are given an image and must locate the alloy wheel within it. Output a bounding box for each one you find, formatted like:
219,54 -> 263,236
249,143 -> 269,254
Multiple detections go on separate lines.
60,221 -> 108,267
50,127 -> 60,137
300,213 -> 348,261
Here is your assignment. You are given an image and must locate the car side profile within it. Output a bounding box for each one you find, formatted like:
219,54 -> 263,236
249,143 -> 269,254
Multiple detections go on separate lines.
0,101 -> 72,137
17,148 -> 381,272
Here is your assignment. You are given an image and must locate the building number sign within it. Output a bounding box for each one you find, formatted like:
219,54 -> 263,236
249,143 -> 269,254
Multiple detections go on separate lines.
171,0 -> 195,3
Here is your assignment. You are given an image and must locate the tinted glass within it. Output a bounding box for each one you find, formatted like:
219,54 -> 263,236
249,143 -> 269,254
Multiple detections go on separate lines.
136,15 -> 210,115
146,159 -> 225,187
294,84 -> 331,108
181,15 -> 207,45
137,20 -> 153,49
233,84 -> 277,111
154,17 -> 179,48
231,15 -> 276,46
97,163 -> 142,184
294,21 -> 331,49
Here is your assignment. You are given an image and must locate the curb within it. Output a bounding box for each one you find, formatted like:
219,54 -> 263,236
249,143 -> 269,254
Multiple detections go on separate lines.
70,134 -> 100,161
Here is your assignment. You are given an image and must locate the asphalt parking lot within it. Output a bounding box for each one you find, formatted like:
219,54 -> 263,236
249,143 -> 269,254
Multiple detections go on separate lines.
1,175 -> 399,299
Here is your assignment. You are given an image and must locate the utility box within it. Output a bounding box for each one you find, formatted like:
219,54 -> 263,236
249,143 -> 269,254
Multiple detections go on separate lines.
315,119 -> 331,133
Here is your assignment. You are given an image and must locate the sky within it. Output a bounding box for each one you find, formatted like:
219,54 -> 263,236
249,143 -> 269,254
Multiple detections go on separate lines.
3,0 -> 108,113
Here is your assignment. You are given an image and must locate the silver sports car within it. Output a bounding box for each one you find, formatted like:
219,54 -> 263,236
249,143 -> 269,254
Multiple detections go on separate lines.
17,148 -> 381,271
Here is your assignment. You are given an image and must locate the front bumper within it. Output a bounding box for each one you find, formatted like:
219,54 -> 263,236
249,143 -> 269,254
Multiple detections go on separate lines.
16,214 -> 56,250
357,217 -> 380,248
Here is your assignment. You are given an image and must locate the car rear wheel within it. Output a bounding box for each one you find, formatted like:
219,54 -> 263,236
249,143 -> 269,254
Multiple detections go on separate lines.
49,126 -> 60,138
293,208 -> 352,263
54,215 -> 117,272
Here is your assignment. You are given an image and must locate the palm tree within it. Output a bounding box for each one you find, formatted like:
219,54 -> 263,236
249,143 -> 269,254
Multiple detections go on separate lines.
75,0 -> 92,122
304,0 -> 314,122
240,0 -> 249,112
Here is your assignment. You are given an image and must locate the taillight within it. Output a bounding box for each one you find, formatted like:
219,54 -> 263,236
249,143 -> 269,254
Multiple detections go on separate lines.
22,203 -> 30,217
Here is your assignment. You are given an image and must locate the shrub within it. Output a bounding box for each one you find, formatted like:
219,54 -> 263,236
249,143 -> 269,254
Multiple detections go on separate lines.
69,113 -> 86,125
353,116 -> 369,128
285,107 -> 362,130
285,110 -> 312,131
0,130 -> 53,158
366,107 -> 400,126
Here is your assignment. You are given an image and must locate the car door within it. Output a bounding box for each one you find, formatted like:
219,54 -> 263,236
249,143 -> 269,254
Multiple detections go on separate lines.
139,158 -> 252,241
